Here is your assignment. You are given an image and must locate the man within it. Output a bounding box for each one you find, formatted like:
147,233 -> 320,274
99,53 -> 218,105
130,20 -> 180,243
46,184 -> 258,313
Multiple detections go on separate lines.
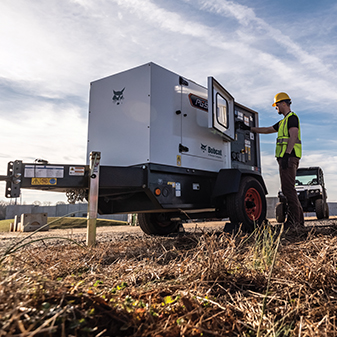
250,92 -> 304,228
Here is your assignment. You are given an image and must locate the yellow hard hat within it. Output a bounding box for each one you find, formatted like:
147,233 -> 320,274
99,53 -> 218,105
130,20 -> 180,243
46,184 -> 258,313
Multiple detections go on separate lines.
272,92 -> 291,107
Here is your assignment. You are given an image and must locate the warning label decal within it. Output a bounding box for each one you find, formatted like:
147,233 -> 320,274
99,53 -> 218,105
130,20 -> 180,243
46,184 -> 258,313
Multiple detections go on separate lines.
69,166 -> 85,176
31,178 -> 57,185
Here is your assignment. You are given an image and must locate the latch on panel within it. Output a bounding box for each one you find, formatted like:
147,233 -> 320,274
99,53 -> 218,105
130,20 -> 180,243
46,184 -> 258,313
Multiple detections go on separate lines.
179,144 -> 189,153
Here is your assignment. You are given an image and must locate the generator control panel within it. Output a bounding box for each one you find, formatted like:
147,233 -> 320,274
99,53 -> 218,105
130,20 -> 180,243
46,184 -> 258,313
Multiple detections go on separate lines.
231,104 -> 260,172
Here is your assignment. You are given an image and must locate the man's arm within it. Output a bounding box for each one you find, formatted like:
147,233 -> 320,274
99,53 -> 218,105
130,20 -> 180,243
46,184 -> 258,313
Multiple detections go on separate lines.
251,126 -> 277,134
285,127 -> 299,154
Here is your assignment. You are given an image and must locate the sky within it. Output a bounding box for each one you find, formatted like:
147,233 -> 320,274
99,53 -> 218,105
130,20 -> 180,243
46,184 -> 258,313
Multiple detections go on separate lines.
1,0 -> 337,205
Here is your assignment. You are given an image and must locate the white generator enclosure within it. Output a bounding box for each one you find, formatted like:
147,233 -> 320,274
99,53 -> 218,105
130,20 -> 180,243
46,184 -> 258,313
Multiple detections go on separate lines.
88,63 -> 238,171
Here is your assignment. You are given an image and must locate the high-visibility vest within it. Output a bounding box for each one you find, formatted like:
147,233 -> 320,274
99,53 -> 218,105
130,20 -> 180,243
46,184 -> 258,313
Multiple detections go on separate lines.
275,112 -> 302,158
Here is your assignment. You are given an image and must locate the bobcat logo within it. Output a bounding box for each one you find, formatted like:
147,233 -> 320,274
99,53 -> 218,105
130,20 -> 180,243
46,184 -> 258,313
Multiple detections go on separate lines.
112,88 -> 125,105
201,143 -> 207,152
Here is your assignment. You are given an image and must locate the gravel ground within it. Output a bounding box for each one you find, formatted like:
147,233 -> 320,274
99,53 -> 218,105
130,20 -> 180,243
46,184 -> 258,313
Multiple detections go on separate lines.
0,216 -> 336,252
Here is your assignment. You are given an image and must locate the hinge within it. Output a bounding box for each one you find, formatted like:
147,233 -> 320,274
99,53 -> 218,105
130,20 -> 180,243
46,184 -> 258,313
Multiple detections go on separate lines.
179,76 -> 188,86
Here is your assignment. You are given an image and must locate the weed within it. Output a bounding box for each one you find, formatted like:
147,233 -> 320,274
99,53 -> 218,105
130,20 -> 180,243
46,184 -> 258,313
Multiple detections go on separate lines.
0,223 -> 336,336
252,222 -> 281,271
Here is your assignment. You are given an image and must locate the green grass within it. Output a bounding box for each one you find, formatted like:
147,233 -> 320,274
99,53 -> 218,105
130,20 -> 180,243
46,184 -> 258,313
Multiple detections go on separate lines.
0,219 -> 14,232
0,217 -> 128,232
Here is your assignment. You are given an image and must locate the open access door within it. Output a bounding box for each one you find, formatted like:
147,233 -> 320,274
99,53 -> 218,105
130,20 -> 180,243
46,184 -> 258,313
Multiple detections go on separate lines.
208,77 -> 235,141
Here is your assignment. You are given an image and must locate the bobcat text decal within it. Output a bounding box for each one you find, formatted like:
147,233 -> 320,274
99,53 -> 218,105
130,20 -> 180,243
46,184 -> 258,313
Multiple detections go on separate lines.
200,144 -> 222,158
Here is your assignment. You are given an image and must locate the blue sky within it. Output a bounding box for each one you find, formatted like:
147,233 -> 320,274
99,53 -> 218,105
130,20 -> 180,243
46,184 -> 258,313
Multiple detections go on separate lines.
1,0 -> 337,204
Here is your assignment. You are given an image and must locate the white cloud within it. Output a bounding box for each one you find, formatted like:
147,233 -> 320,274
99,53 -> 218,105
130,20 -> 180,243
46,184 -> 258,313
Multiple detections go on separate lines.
2,0 -> 337,109
189,0 -> 337,107
0,102 -> 87,164
0,98 -> 87,205
198,0 -> 333,73
300,153 -> 337,201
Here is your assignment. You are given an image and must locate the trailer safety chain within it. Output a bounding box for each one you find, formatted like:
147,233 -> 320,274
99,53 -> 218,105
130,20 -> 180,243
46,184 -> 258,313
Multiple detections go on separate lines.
66,189 -> 87,204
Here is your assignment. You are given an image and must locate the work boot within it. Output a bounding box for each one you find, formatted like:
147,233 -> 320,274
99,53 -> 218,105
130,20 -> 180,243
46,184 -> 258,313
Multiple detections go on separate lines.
282,220 -> 305,237
283,220 -> 294,230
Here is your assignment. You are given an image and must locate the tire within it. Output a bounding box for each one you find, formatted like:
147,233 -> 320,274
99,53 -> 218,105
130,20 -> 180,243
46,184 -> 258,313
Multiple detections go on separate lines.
138,213 -> 179,235
315,199 -> 324,219
275,202 -> 286,223
227,176 -> 267,232
324,202 -> 329,219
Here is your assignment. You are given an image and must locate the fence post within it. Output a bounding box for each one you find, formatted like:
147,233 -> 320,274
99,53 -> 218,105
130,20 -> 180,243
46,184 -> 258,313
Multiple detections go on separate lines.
86,151 -> 101,246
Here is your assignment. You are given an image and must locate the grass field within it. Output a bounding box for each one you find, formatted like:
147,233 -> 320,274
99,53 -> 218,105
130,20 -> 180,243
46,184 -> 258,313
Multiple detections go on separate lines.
0,221 -> 337,336
0,217 -> 127,232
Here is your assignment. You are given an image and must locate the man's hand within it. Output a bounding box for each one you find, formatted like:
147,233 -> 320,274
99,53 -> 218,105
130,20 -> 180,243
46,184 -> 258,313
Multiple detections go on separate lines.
281,153 -> 290,169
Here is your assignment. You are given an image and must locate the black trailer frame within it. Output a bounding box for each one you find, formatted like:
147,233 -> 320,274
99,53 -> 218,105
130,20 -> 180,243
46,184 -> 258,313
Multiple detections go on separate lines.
2,159 -> 267,233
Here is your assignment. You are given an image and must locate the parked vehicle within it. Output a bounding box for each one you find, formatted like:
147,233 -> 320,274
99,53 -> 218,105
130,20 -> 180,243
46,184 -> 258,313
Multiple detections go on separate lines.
276,166 -> 329,222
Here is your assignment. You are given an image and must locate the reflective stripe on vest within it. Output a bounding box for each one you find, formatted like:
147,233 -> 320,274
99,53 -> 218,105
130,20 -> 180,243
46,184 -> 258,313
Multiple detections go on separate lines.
275,112 -> 302,158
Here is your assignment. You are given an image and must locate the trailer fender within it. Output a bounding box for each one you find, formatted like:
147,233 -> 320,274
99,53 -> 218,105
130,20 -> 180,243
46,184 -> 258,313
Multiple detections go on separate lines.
212,168 -> 267,198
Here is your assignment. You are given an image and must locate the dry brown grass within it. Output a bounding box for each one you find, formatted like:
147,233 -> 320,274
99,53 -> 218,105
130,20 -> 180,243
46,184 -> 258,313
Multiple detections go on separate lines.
0,223 -> 337,336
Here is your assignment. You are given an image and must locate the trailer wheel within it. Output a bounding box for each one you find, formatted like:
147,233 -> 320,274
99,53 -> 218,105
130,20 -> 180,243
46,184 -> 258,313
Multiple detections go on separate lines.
315,199 -> 324,219
138,213 -> 179,235
227,176 -> 266,231
275,202 -> 286,223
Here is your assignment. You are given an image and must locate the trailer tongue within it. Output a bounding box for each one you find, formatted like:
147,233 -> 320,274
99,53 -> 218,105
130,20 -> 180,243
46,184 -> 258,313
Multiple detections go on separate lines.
1,62 -> 267,235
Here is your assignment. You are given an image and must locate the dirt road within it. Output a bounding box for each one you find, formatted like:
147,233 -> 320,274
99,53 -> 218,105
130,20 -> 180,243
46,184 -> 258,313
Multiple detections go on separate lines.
1,216 -> 336,246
